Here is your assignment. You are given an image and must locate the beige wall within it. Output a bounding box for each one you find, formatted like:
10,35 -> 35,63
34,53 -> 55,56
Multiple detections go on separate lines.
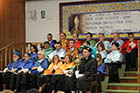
25,0 -> 95,42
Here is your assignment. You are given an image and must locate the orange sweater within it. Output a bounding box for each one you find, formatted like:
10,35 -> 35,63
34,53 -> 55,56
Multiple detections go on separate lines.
43,62 -> 63,75
60,62 -> 75,71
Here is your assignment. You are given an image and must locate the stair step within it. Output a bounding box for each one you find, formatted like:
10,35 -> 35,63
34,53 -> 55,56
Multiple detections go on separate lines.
125,71 -> 137,74
104,89 -> 139,93
120,77 -> 137,83
108,83 -> 140,87
124,71 -> 137,77
120,77 -> 138,80
108,83 -> 140,90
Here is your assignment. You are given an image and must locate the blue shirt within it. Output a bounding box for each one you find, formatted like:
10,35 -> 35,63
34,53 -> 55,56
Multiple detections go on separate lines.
17,58 -> 34,71
7,59 -> 23,71
98,63 -> 106,75
31,58 -> 49,74
30,52 -> 38,62
49,40 -> 57,48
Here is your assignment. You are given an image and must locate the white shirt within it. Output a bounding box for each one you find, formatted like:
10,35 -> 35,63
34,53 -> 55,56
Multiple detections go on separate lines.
110,39 -> 124,49
95,40 -> 110,50
48,48 -> 66,60
96,50 -> 107,59
104,50 -> 123,63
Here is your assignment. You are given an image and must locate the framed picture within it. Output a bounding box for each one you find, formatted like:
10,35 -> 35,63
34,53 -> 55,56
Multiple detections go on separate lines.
60,0 -> 140,39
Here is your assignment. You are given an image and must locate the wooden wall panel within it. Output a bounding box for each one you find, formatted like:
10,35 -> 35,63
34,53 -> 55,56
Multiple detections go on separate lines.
0,0 -> 25,48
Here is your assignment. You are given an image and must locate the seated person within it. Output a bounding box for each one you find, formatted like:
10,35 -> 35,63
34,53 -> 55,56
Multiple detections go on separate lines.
76,47 -> 97,92
59,32 -> 68,50
30,50 -> 49,74
73,33 -> 82,48
14,53 -> 34,92
39,54 -> 75,93
3,51 -> 22,73
109,32 -> 124,50
48,42 -> 66,60
97,54 -> 106,92
79,41 -> 97,59
3,51 -> 22,89
43,55 -> 63,75
30,45 -> 38,62
17,53 -> 34,73
120,32 -> 138,71
42,41 -> 54,58
29,50 -> 49,89
83,32 -> 96,47
95,33 -> 110,51
104,42 -> 123,83
46,33 -> 57,48
66,40 -> 79,61
96,42 -> 107,60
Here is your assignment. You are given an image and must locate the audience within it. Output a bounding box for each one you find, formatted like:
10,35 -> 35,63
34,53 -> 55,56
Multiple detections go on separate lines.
29,50 -> 49,89
73,33 -> 82,48
97,54 -> 106,92
104,42 -> 123,83
46,33 -> 57,48
30,45 -> 38,62
109,32 -> 124,51
95,33 -> 110,51
83,32 -> 96,47
66,40 -> 79,61
96,42 -> 107,60
42,41 -> 54,58
79,41 -> 97,59
3,51 -> 22,89
76,46 -> 97,92
48,42 -> 66,60
15,53 -> 34,92
59,32 -> 68,50
1,32 -> 139,93
120,32 -> 138,71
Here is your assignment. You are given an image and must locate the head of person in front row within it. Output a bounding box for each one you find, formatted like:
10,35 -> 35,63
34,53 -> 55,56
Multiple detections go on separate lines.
82,47 -> 92,59
30,50 -> 49,74
51,55 -> 60,64
61,54 -> 74,71
98,33 -> 105,42
17,53 -> 34,73
43,55 -> 63,75
3,51 -> 22,73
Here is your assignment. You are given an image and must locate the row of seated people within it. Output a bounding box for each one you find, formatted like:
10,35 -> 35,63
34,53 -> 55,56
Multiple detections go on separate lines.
42,32 -> 137,71
0,41 -> 124,93
0,32 -> 138,92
